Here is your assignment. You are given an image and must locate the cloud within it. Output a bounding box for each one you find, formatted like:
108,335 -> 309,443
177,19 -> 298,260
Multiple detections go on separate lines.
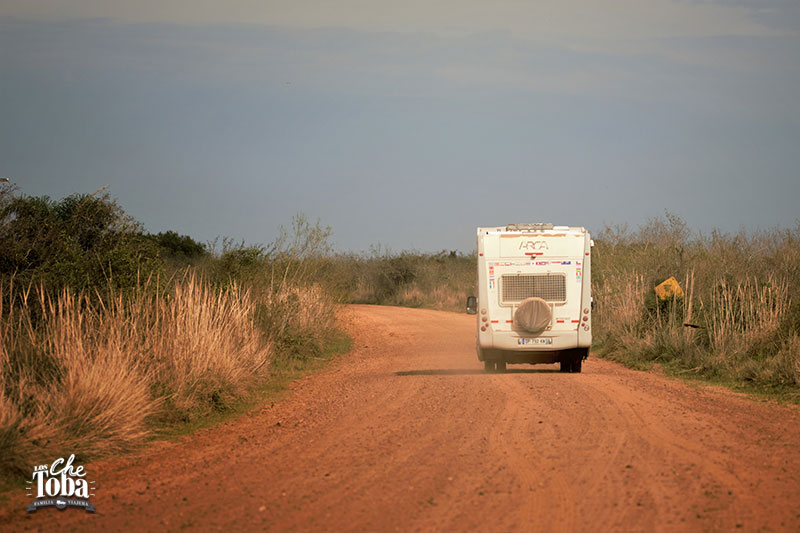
3,0 -> 795,91
1,15 -> 796,123
0,0 -> 790,43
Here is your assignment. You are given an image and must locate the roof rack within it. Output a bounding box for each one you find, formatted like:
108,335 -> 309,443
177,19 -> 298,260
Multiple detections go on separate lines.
505,223 -> 554,231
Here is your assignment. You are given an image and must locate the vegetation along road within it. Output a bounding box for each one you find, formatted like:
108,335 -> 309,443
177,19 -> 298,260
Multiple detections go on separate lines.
6,305 -> 800,531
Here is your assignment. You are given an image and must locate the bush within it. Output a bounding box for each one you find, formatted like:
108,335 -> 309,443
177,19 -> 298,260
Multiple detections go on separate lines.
146,230 -> 207,259
0,190 -> 163,298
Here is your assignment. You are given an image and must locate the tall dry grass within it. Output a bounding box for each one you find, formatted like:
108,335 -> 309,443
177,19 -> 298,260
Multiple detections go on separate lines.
593,216 -> 800,388
593,271 -> 648,340
0,272 -> 335,476
705,276 -> 789,353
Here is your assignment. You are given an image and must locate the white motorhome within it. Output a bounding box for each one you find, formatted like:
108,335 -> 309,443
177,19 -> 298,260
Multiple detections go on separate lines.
468,223 -> 593,373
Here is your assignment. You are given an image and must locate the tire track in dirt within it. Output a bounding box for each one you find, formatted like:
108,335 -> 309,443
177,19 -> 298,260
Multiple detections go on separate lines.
577,381 -> 681,530
487,375 -> 577,532
583,379 -> 753,530
537,379 -> 630,530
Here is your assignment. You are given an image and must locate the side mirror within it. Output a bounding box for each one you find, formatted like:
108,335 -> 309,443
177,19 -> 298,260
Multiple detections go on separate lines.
466,296 -> 477,315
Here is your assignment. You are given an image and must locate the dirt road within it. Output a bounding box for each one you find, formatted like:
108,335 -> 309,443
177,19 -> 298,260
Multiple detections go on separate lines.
6,305 -> 800,531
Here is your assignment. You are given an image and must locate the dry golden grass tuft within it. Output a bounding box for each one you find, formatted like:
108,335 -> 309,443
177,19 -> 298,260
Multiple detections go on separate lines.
145,277 -> 272,417
593,271 -> 647,339
0,272 -> 341,475
704,276 -> 789,354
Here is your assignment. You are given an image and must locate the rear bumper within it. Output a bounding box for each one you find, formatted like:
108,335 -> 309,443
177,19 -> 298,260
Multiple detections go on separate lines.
477,329 -> 590,364
481,329 -> 580,351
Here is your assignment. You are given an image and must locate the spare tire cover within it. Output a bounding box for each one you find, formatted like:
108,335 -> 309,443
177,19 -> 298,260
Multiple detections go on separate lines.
514,297 -> 552,335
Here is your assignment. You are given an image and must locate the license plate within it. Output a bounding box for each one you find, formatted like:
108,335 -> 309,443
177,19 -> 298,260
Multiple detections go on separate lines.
518,337 -> 552,345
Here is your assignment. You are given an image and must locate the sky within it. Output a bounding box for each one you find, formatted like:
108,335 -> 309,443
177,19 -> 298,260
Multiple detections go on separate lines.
1,1 -> 798,252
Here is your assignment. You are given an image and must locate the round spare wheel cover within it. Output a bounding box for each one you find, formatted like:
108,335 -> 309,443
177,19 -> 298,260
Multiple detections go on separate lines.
514,297 -> 552,335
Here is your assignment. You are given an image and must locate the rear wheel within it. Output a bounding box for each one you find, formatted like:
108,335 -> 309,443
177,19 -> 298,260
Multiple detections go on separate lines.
496,361 -> 507,372
484,361 -> 495,372
559,360 -> 571,373
571,358 -> 582,373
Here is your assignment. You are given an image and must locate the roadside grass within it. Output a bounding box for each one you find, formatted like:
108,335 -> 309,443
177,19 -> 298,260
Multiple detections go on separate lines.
0,328 -> 352,500
592,216 -> 800,394
0,275 -> 273,477
0,277 -> 339,480
592,344 -> 800,405
659,363 -> 800,405
0,201 -> 344,482
148,327 -> 352,441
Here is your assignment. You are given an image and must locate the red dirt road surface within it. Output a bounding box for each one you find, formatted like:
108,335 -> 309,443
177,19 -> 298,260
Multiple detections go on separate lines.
5,305 -> 800,531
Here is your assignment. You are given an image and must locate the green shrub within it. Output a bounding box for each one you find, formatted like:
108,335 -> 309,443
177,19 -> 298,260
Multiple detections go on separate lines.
146,230 -> 207,259
0,190 -> 163,299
